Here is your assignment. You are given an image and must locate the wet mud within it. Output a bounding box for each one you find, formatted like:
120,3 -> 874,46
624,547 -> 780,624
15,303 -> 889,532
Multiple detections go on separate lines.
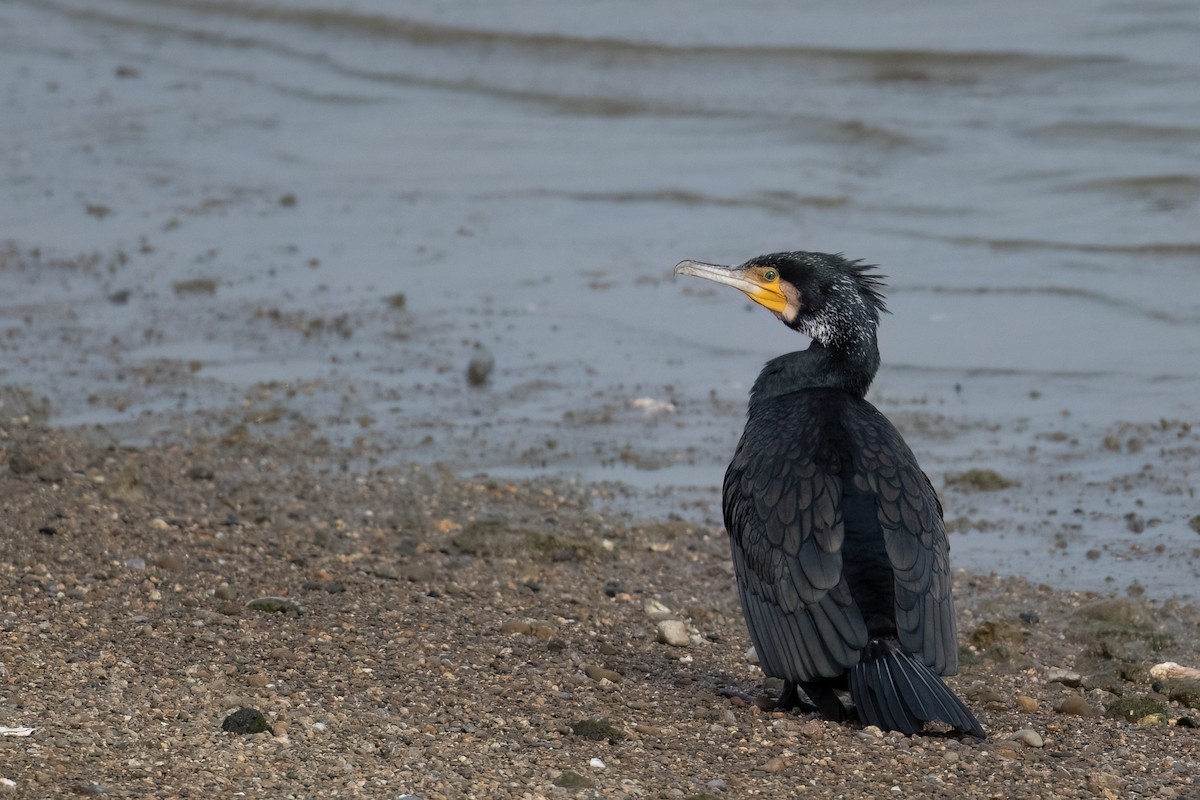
2,0 -> 1198,599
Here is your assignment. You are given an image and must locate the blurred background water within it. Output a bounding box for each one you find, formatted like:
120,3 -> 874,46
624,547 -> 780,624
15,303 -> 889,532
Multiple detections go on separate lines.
2,0 -> 1198,595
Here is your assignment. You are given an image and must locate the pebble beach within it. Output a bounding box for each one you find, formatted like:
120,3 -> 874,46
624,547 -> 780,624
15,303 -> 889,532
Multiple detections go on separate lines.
2,423 -> 1198,798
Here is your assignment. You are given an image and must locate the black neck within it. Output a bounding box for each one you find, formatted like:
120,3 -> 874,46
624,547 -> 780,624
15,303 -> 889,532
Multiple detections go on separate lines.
749,339 -> 880,406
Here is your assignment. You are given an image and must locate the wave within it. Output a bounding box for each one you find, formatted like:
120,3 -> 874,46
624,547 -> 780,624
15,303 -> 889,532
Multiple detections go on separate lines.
502,188 -> 850,214
128,0 -> 1121,63
26,0 -> 934,131
1027,121 -> 1200,145
896,284 -> 1199,325
44,0 -> 1127,82
886,228 -> 1200,258
1060,174 -> 1200,210
494,189 -> 982,220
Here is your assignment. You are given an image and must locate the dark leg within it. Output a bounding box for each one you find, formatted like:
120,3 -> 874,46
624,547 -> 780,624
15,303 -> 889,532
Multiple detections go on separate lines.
776,681 -> 819,713
798,680 -> 848,721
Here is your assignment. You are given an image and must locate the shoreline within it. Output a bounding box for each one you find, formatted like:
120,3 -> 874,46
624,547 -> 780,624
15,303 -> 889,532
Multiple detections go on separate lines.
2,422 -> 1198,797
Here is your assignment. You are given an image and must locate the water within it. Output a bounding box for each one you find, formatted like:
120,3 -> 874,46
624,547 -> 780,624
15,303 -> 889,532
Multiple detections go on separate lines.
1,0 -> 1198,596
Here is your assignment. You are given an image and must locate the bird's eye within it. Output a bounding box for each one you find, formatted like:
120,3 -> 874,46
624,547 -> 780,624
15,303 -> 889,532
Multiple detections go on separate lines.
763,269 -> 778,282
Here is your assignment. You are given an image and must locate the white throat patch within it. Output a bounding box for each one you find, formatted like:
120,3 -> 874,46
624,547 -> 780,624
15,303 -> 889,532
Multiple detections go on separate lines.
798,279 -> 870,347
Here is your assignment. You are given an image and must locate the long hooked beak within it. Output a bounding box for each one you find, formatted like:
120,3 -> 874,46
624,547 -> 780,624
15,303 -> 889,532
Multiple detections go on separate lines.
673,260 -> 788,314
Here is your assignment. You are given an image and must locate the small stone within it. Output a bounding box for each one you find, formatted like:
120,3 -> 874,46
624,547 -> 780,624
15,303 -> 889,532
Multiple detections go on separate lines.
760,756 -> 787,773
944,468 -> 1013,491
656,620 -> 690,647
1056,696 -> 1098,717
1107,695 -> 1167,722
528,622 -> 555,640
553,770 -> 594,789
155,554 -> 184,571
643,598 -> 674,621
186,464 -> 215,480
570,718 -> 620,742
214,584 -> 237,601
583,664 -> 622,684
1087,773 -> 1127,795
1016,695 -> 1038,712
500,620 -> 532,636
1046,668 -> 1082,688
269,647 -> 295,662
970,620 -> 1024,657
246,596 -> 303,615
466,345 -> 494,387
744,645 -> 759,665
221,707 -> 271,735
1082,673 -> 1126,694
1011,728 -> 1043,748
798,720 -> 826,740
707,779 -> 728,791
976,689 -> 1008,709
149,518 -> 170,530
1162,679 -> 1200,710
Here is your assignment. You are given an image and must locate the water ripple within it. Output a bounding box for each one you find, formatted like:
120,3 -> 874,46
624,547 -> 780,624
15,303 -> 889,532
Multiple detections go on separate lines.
897,284 -> 1199,325
886,228 -> 1200,258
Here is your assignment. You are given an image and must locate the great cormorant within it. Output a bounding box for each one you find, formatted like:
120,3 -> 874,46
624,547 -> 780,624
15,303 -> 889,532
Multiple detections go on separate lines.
675,251 -> 984,738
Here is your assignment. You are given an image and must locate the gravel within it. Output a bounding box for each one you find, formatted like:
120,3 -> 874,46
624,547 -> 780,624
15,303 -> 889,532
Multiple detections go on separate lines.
1,424 -> 1198,798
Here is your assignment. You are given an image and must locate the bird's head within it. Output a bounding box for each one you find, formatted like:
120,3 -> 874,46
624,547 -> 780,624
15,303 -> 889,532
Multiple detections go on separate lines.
673,251 -> 887,347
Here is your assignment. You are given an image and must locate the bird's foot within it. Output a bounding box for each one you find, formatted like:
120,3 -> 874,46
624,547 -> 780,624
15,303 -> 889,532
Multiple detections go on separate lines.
775,682 -> 820,714
796,680 -> 850,721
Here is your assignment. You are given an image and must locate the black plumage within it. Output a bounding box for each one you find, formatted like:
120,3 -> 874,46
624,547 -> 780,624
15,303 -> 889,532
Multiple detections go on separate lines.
674,251 -> 984,738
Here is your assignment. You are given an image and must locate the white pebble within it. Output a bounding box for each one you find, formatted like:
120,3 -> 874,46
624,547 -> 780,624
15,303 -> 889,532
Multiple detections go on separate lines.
1011,728 -> 1044,748
589,757 -> 606,770
656,620 -> 691,647
643,598 -> 674,621
0,727 -> 35,737
1150,661 -> 1200,681
1046,668 -> 1082,687
631,397 -> 675,414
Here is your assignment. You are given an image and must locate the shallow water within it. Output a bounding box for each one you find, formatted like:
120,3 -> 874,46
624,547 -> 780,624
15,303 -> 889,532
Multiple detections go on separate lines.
2,0 -> 1198,596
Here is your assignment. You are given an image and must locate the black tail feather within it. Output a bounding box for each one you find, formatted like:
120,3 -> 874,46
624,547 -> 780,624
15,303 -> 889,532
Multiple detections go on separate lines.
849,644 -> 985,739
